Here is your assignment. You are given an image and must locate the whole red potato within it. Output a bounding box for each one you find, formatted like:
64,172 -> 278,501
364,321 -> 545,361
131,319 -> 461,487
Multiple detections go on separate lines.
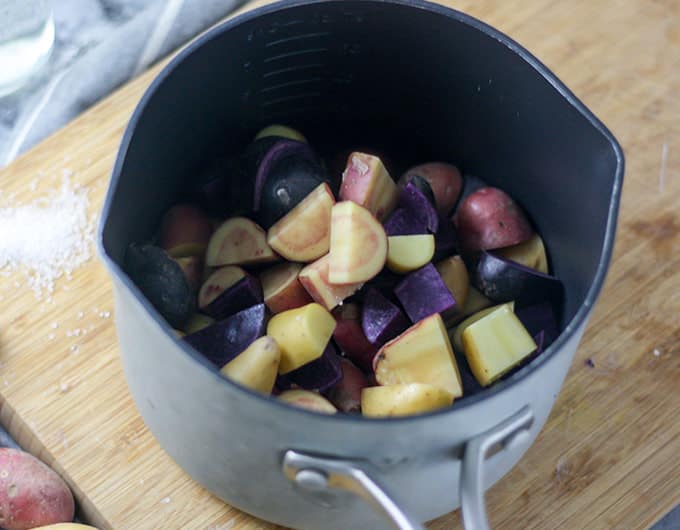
399,162 -> 463,216
454,186 -> 534,252
0,448 -> 75,530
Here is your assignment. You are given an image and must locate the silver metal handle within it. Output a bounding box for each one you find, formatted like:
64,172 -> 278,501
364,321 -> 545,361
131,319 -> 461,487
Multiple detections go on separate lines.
460,405 -> 534,530
283,450 -> 426,530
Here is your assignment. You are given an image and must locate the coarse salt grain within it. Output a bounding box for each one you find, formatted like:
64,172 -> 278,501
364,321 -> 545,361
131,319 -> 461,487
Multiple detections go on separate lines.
0,176 -> 95,299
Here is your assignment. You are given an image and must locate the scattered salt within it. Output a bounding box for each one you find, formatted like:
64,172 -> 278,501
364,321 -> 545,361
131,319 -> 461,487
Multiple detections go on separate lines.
51,322 -> 59,329
653,348 -> 661,357
47,333 -> 55,340
160,497 -> 171,504
70,345 -> 79,353
76,311 -> 84,320
99,311 -> 110,318
0,175 -> 95,298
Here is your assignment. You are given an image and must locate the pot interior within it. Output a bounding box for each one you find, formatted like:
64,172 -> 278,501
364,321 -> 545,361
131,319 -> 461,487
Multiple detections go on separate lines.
102,0 -> 621,382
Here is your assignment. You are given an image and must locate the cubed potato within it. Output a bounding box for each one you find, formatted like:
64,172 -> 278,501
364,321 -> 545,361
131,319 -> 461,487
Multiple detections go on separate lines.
462,304 -> 537,386
361,383 -> 453,417
451,302 -> 514,354
267,182 -> 335,262
298,254 -> 364,310
494,233 -> 549,274
278,389 -> 337,414
328,201 -> 387,284
339,152 -> 398,221
220,336 -> 280,394
386,234 -> 435,273
374,313 -> 463,397
206,216 -> 278,267
259,262 -> 313,313
266,303 -> 336,374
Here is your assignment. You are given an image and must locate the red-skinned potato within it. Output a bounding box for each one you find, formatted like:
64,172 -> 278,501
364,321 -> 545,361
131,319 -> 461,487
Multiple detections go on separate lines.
158,203 -> 213,258
206,217 -> 278,267
339,152 -> 398,221
399,162 -> 463,216
326,357 -> 369,413
0,448 -> 75,530
267,182 -> 335,262
331,303 -> 378,372
259,262 -> 313,313
454,187 -> 534,252
298,254 -> 364,311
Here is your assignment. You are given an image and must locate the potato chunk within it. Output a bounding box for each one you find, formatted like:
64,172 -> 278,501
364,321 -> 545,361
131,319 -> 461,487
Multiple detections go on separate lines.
361,383 -> 453,417
266,303 -> 336,374
328,201 -> 387,284
220,336 -> 280,394
278,390 -> 337,414
462,303 -> 537,386
386,235 -> 435,273
374,313 -> 463,397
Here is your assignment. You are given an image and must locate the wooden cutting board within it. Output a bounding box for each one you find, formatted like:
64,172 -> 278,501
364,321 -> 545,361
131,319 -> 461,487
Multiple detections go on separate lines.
0,1 -> 678,529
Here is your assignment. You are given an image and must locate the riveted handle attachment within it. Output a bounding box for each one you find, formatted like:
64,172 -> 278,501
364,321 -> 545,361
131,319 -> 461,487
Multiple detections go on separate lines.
283,450 -> 426,530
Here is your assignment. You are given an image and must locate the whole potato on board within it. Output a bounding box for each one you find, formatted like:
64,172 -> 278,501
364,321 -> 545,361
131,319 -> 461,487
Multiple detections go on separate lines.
0,448 -> 75,530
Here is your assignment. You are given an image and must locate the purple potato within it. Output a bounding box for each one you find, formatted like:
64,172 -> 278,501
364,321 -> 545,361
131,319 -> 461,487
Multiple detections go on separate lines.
125,243 -> 195,328
204,274 -> 263,320
471,251 -> 564,308
515,301 -> 560,349
361,287 -> 409,345
398,179 -> 439,233
251,139 -> 328,228
394,263 -> 457,323
284,343 -> 342,392
433,214 -> 458,261
383,207 -> 428,236
183,304 -> 266,366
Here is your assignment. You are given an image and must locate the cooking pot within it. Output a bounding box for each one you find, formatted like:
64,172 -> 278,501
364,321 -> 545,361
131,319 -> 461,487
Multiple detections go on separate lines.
98,1 -> 624,528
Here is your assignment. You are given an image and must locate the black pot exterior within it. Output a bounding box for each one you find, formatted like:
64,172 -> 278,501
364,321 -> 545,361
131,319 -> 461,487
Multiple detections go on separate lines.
99,1 -> 623,528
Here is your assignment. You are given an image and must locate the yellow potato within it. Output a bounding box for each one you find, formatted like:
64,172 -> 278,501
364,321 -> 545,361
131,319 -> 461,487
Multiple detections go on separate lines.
266,303 -> 336,374
386,235 -> 435,273
32,523 -> 98,530
254,124 -> 307,143
278,390 -> 337,414
462,304 -> 537,386
361,383 -> 453,417
451,302 -> 514,354
435,255 -> 469,308
495,233 -> 549,273
374,313 -> 463,398
220,336 -> 280,394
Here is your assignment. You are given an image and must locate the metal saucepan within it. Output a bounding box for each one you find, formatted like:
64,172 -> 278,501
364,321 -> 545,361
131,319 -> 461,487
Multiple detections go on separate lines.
98,1 -> 624,528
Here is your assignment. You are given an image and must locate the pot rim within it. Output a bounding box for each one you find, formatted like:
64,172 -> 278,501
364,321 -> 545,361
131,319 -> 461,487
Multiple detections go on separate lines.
98,0 -> 624,424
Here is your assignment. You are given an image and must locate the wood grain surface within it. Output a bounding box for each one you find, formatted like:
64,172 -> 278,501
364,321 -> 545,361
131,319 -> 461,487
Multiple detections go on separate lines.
0,1 -> 678,529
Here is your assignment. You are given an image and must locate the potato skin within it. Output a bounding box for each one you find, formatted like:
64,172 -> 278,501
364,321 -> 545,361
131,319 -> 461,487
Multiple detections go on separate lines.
0,448 -> 75,530
455,187 -> 534,252
32,523 -> 98,530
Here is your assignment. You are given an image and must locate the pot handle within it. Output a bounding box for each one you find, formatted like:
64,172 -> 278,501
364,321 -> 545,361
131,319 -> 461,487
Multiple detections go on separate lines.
283,449 -> 426,530
460,405 -> 534,530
